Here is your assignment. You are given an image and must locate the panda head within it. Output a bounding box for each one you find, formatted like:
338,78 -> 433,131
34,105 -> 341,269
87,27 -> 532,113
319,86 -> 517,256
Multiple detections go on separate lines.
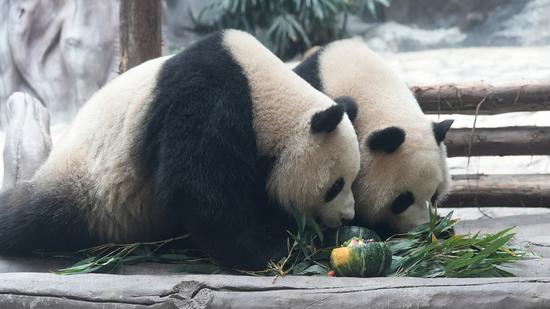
354,119 -> 453,235
293,38 -> 455,235
267,103 -> 360,228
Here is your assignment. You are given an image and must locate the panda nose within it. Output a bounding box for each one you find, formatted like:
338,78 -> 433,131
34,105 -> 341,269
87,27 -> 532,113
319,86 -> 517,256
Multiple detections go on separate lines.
340,195 -> 355,221
341,207 -> 355,221
342,218 -> 354,225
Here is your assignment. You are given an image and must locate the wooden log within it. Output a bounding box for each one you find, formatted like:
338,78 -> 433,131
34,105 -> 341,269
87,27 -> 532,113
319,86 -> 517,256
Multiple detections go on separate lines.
442,174 -> 550,208
119,0 -> 162,73
0,273 -> 549,308
445,126 -> 550,157
412,82 -> 550,115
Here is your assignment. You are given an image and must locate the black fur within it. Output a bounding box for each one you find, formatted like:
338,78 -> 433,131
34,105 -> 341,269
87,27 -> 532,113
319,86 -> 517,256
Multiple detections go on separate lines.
324,177 -> 344,202
0,182 -> 92,254
430,191 -> 439,205
334,96 -> 358,122
293,49 -> 323,91
432,119 -> 454,144
367,127 -> 406,153
311,104 -> 345,133
390,191 -> 415,214
139,31 -> 288,269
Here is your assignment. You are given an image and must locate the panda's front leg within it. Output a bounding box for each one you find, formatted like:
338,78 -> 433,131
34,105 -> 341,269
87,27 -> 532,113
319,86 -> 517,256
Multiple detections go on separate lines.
173,198 -> 289,270
146,133 -> 289,269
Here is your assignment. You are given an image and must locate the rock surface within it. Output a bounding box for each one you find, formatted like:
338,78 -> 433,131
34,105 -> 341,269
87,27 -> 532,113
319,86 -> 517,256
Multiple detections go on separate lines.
1,92 -> 51,191
0,0 -> 119,128
359,0 -> 550,52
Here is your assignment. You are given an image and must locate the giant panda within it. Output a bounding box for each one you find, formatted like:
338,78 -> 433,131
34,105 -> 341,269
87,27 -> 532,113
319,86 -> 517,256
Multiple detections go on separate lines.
0,30 -> 360,269
294,39 -> 453,236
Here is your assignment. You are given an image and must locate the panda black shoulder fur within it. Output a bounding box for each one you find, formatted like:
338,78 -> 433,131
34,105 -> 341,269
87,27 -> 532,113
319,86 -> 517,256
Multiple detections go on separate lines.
294,39 -> 453,237
0,30 -> 360,269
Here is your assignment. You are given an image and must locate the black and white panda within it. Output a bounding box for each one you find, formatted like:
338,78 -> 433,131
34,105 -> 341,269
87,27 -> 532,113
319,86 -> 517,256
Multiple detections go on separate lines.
294,39 -> 453,236
0,30 -> 360,269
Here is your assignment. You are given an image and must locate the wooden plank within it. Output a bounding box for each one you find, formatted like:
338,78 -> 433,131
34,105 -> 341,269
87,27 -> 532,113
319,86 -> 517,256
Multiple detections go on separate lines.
412,82 -> 550,115
445,126 -> 550,157
119,0 -> 162,73
443,174 -> 550,208
0,273 -> 549,308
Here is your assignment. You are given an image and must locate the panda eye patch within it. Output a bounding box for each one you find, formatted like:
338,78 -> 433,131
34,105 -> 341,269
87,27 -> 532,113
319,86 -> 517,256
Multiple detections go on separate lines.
325,177 -> 344,202
391,191 -> 415,214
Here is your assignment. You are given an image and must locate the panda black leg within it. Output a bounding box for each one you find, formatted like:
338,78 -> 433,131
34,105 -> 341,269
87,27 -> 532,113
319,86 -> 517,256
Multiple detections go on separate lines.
0,182 -> 92,255
139,37 -> 293,269
146,126 -> 290,269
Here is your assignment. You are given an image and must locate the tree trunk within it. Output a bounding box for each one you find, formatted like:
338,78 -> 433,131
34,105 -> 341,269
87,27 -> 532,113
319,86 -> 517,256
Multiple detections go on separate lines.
412,82 -> 550,115
119,0 -> 162,73
445,126 -> 550,157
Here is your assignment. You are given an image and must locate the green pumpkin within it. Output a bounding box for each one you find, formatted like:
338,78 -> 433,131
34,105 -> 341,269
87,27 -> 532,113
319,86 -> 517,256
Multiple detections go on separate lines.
325,226 -> 381,247
330,238 -> 392,277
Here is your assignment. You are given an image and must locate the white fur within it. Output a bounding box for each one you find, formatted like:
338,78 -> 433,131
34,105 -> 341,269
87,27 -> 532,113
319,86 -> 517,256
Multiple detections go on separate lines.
224,30 -> 360,227
30,30 -> 360,244
317,39 -> 452,232
34,56 -> 175,242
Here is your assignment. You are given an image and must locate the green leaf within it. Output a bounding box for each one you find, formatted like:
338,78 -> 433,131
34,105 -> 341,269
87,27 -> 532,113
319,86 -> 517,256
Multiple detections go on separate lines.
294,264 -> 329,275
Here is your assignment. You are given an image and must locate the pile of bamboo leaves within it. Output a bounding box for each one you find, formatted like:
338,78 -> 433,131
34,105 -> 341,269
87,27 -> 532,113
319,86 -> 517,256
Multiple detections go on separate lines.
55,204 -> 534,277
387,207 -> 534,277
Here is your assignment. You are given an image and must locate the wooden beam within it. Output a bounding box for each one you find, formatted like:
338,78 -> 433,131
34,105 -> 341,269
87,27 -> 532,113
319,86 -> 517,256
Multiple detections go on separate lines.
445,126 -> 550,157
1,273 -> 550,308
442,174 -> 550,208
119,0 -> 162,73
412,82 -> 550,115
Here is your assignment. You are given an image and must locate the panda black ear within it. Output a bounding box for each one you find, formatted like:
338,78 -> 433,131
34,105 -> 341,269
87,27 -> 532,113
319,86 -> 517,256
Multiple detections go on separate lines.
432,119 -> 454,144
367,127 -> 406,153
311,104 -> 345,133
334,96 -> 358,122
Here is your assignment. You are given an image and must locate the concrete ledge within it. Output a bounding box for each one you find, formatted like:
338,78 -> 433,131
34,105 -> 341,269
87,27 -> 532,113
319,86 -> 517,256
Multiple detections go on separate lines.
0,211 -> 548,308
1,273 -> 550,309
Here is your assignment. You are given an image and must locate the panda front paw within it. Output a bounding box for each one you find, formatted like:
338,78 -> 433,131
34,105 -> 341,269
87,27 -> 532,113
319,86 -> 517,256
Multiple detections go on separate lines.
244,235 -> 288,270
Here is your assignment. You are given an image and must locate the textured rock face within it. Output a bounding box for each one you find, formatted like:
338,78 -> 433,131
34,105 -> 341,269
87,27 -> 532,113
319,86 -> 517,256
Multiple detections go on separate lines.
0,0 -> 119,128
350,0 -> 550,52
385,0 -> 527,30
1,92 -> 51,191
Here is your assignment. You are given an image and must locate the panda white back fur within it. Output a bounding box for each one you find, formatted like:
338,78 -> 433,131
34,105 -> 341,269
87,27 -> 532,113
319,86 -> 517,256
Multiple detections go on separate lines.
0,30 -> 360,269
294,39 -> 453,236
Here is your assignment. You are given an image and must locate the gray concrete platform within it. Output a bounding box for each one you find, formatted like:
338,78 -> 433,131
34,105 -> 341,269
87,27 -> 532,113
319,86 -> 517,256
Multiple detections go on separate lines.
0,209 -> 548,308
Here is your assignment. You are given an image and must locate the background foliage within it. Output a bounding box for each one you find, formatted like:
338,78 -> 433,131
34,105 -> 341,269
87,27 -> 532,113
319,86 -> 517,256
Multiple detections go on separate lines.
193,0 -> 390,59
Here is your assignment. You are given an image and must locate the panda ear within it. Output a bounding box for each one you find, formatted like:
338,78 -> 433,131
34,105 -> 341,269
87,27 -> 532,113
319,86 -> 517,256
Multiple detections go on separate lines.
311,104 -> 345,133
366,127 -> 406,153
432,119 -> 454,144
334,96 -> 358,122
